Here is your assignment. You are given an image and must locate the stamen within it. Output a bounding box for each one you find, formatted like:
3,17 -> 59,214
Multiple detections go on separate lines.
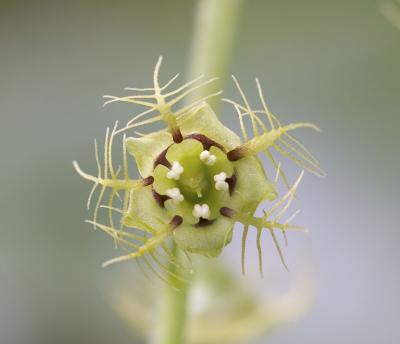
165,188 -> 184,204
152,189 -> 170,208
227,146 -> 248,161
154,147 -> 171,169
170,215 -> 183,229
219,207 -> 235,218
167,161 -> 184,180
226,172 -> 237,195
195,218 -> 215,227
172,128 -> 183,143
199,150 -> 217,166
192,204 -> 211,219
220,207 -> 235,218
213,172 -> 229,191
186,133 -> 225,151
142,176 -> 154,186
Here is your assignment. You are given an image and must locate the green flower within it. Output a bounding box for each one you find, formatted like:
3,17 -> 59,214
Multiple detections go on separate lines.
74,57 -> 324,276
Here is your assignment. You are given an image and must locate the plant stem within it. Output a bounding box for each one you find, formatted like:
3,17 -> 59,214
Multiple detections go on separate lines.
152,244 -> 188,344
153,1 -> 243,343
187,0 -> 243,112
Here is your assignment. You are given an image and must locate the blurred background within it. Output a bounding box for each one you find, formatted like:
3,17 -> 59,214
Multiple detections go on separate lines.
1,0 -> 399,343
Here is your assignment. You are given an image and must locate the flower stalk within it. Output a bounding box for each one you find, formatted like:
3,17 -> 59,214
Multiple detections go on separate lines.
187,0 -> 243,112
154,1 -> 243,343
152,243 -> 188,344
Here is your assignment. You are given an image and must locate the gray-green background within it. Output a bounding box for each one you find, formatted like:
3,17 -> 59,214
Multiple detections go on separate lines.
1,0 -> 399,343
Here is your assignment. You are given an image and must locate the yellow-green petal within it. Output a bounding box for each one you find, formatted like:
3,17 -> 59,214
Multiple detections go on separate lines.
164,199 -> 198,225
206,145 -> 234,178
153,165 -> 177,194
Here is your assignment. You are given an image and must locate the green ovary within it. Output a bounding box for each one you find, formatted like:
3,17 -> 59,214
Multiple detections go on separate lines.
153,139 -> 234,224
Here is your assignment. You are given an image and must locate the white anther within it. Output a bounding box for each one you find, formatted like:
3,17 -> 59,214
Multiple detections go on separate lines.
214,172 -> 227,182
200,150 -> 210,160
167,161 -> 184,180
166,188 -> 184,204
199,150 -> 217,166
206,155 -> 216,165
213,172 -> 229,191
192,204 -> 211,219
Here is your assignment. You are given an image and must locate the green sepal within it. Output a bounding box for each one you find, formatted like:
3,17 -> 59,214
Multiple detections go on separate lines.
173,217 -> 235,257
231,156 -> 277,214
123,186 -> 171,234
178,104 -> 241,150
125,131 -> 173,177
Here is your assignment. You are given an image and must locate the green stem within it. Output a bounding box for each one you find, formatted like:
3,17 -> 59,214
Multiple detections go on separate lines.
187,0 -> 243,112
152,244 -> 188,344
153,1 -> 243,343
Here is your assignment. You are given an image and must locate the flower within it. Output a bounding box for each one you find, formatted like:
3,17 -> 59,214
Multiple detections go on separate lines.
73,57 -> 324,276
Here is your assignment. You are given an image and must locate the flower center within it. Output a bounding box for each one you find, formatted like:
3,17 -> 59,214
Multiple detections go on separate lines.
152,135 -> 236,226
